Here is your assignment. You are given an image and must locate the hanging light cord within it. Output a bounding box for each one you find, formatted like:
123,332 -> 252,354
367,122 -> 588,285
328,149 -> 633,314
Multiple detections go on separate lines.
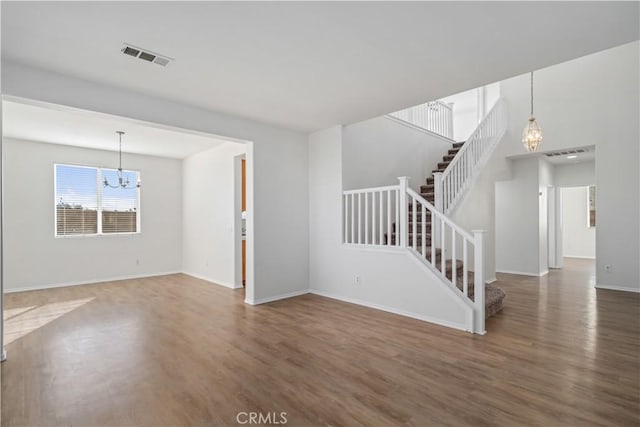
104,131 -> 139,189
530,71 -> 534,116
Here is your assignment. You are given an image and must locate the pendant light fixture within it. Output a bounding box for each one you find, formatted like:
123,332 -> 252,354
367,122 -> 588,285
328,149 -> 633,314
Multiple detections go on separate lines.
104,131 -> 140,189
522,71 -> 543,152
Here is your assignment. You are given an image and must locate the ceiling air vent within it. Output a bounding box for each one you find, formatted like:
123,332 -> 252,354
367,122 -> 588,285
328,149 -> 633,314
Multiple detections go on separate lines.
121,43 -> 173,67
544,148 -> 588,157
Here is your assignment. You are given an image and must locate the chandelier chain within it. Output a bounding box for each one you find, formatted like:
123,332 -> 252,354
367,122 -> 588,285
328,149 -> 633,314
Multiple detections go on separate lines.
530,71 -> 534,116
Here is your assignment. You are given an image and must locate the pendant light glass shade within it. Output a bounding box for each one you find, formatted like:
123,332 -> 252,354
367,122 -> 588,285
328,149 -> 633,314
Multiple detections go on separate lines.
522,116 -> 543,152
522,71 -> 543,152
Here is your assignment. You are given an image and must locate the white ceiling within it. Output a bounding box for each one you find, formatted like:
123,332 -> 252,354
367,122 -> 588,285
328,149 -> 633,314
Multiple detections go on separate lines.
2,2 -> 638,132
2,100 -> 228,159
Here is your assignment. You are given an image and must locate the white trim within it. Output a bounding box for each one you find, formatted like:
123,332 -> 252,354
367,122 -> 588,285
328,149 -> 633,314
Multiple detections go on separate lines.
245,289 -> 309,305
309,289 -> 469,332
563,255 -> 596,260
595,284 -> 640,293
4,271 -> 181,293
496,269 -> 548,277
383,115 -> 455,145
486,277 -> 498,284
182,271 -> 241,289
342,244 -> 405,254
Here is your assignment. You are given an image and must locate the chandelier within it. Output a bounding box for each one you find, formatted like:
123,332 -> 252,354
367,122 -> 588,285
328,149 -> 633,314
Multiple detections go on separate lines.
104,131 -> 140,189
522,71 -> 543,152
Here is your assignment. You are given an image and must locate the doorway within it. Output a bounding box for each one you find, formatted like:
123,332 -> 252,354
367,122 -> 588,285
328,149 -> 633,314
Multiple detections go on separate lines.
549,185 -> 596,270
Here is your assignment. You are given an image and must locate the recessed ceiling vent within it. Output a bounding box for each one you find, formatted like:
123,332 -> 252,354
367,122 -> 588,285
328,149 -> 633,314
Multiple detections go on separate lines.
121,43 -> 173,67
544,148 -> 588,157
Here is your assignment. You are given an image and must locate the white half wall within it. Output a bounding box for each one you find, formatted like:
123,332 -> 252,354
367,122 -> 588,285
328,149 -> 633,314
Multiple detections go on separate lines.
562,187 -> 595,259
182,142 -> 246,288
2,61 -> 309,302
2,138 -> 182,291
309,126 -> 471,331
342,116 -> 450,192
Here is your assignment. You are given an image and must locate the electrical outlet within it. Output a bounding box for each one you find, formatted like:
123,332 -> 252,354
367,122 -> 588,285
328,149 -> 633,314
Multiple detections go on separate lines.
136,259 -> 140,265
355,275 -> 362,285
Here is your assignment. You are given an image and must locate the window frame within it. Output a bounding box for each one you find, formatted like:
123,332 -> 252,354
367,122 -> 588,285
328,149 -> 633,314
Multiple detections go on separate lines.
54,163 -> 141,238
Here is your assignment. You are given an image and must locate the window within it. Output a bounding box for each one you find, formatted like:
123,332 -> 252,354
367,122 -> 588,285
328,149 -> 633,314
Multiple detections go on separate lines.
55,164 -> 140,236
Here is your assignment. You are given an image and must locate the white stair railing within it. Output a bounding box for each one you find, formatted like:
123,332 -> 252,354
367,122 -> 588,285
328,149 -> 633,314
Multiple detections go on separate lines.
343,185 -> 401,247
437,98 -> 507,214
388,100 -> 454,139
342,177 -> 485,334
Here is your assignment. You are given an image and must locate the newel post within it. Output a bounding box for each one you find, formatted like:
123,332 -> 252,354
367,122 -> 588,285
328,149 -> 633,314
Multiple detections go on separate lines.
397,177 -> 409,248
473,230 -> 486,334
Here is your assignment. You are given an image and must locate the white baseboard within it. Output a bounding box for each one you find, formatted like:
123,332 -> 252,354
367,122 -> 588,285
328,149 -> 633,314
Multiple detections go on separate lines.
595,284 -> 640,293
496,269 -> 548,277
564,255 -> 596,260
486,277 -> 498,284
245,289 -> 309,305
309,289 -> 469,333
4,271 -> 182,293
182,271 -> 241,289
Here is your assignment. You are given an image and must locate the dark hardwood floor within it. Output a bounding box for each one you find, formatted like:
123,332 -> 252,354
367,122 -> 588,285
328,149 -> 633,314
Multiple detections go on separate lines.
2,258 -> 639,426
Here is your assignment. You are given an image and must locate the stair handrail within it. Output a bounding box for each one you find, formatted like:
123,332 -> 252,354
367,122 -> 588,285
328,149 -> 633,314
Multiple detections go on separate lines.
388,100 -> 454,140
404,184 -> 484,334
438,98 -> 507,214
342,177 -> 486,333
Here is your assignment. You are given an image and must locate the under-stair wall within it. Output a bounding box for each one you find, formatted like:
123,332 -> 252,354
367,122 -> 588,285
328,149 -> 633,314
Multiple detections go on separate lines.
309,126 -> 473,331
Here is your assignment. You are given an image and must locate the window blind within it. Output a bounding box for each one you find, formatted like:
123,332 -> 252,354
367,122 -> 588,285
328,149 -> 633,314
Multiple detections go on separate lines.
55,164 -> 98,235
101,168 -> 138,234
55,164 -> 140,236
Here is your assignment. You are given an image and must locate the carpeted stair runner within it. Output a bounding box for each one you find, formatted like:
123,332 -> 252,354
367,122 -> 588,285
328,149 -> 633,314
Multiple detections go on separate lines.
385,141 -> 505,318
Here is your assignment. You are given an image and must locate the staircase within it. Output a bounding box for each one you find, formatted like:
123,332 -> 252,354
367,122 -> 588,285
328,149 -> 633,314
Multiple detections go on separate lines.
342,97 -> 508,334
385,141 -> 505,320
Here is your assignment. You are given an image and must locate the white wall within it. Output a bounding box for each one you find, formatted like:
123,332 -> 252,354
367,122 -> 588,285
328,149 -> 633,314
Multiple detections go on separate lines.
451,150 -> 512,282
2,61 -> 310,303
500,41 -> 639,291
309,126 -> 472,331
538,158 -> 554,274
342,116 -> 450,191
439,88 -> 479,142
562,187 -> 595,259
484,82 -> 501,115
182,142 -> 246,288
2,138 -> 182,291
554,160 -> 595,187
495,158 -> 542,276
